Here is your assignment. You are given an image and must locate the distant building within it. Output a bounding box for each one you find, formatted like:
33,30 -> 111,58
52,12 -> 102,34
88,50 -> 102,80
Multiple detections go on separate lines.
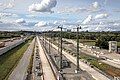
109,41 -> 117,52
67,29 -> 71,32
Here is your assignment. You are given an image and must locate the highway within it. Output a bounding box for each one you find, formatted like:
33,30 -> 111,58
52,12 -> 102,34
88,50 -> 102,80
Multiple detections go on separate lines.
0,37 -> 26,55
44,37 -> 110,80
8,38 -> 35,80
36,36 -> 56,80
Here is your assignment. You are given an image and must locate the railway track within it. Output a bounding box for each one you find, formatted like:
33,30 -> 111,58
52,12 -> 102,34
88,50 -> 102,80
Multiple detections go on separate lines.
36,36 -> 57,80
44,37 -> 110,80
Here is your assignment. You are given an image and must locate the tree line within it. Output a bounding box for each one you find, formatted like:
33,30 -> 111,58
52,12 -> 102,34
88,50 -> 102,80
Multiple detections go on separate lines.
45,31 -> 120,49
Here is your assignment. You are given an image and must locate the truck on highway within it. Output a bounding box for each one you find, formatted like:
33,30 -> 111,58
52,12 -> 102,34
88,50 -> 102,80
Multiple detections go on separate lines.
0,42 -> 5,48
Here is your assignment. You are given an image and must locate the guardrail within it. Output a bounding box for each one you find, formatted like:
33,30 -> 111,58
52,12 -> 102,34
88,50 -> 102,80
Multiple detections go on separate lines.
0,38 -> 26,56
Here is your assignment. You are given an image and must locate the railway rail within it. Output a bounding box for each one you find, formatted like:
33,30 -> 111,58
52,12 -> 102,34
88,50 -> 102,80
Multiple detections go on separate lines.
36,36 -> 57,80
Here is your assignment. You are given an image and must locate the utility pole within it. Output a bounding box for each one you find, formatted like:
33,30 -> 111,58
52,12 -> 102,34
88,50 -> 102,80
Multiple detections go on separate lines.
58,26 -> 65,80
49,31 -> 51,54
43,33 -> 44,46
75,26 -> 81,73
58,32 -> 60,55
58,26 -> 63,71
58,26 -> 67,70
45,33 -> 46,48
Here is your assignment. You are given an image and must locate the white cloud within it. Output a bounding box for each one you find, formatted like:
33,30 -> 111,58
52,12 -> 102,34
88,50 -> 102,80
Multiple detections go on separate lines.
80,24 -> 120,32
0,22 -> 32,31
16,18 -> 26,24
57,7 -> 87,14
26,14 -> 37,18
52,28 -> 61,31
0,12 -> 12,17
95,13 -> 108,19
92,2 -> 100,9
113,23 -> 120,26
82,15 -> 92,24
28,0 -> 57,13
12,14 -> 19,17
35,21 -> 47,27
99,21 -> 104,25
57,1 -> 102,14
77,20 -> 81,23
53,21 -> 58,24
0,12 -> 18,18
53,20 -> 66,25
80,19 -> 120,32
88,1 -> 102,12
0,3 -> 3,6
4,3 -> 14,9
0,0 -> 15,10
34,20 -> 70,28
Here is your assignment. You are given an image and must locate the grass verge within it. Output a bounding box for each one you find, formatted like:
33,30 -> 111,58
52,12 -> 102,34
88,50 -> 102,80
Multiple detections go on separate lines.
0,37 -> 33,80
26,40 -> 35,80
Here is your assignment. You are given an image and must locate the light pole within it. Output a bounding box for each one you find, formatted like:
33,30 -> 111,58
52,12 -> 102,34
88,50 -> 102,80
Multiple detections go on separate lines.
58,25 -> 67,80
45,33 -> 47,49
58,32 -> 60,56
42,33 -> 44,45
75,25 -> 81,73
58,26 -> 63,71
48,31 -> 51,54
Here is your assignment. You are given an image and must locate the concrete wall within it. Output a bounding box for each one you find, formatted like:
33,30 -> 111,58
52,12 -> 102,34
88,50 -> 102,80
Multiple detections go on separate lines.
0,38 -> 26,56
109,41 -> 117,52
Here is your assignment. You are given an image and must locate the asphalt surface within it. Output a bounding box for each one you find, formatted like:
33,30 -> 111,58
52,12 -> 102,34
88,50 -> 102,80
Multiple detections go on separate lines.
8,38 -> 35,80
0,38 -> 24,50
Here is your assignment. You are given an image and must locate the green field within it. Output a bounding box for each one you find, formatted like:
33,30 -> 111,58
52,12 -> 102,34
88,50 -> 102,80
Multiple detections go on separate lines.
80,39 -> 95,46
0,36 -> 16,40
72,39 -> 96,46
0,37 -> 33,80
75,39 -> 120,48
79,53 -> 120,77
117,42 -> 120,48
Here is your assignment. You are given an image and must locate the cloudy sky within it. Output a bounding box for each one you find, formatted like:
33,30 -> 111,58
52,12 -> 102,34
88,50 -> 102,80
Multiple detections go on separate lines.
0,0 -> 120,31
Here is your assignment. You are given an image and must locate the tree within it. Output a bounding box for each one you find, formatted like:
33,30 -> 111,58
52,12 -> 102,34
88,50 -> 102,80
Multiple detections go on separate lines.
95,37 -> 109,49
